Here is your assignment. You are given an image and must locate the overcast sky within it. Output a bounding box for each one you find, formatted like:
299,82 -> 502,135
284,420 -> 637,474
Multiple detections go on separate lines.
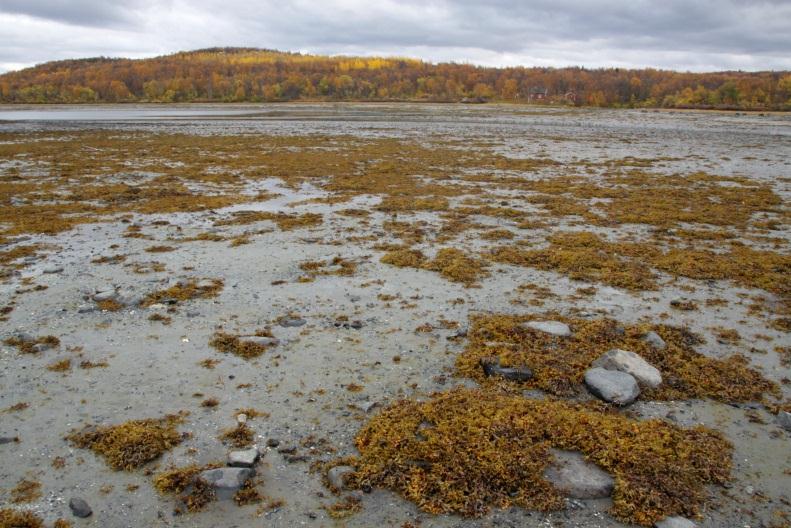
1,0 -> 790,74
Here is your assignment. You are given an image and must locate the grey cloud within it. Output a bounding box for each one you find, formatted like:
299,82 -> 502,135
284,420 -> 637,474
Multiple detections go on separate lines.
1,0 -> 790,73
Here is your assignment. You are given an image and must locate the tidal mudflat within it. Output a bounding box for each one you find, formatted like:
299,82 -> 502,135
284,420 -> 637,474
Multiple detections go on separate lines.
0,104 -> 789,528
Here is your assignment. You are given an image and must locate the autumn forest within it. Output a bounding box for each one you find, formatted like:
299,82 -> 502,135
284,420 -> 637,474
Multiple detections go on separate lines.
1,47 -> 790,109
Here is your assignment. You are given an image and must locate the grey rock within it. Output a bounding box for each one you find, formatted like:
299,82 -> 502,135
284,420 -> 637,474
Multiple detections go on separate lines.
544,450 -> 614,499
584,367 -> 640,405
199,467 -> 253,500
654,516 -> 696,528
186,310 -> 200,318
93,290 -> 117,302
239,336 -> 280,347
643,331 -> 667,350
116,289 -> 141,307
279,317 -> 306,327
327,465 -> 355,490
776,411 -> 791,431
228,448 -> 259,468
522,320 -> 571,337
480,357 -> 533,382
0,436 -> 18,444
592,349 -> 662,389
43,265 -> 63,274
69,497 -> 93,518
77,304 -> 95,314
32,342 -> 54,353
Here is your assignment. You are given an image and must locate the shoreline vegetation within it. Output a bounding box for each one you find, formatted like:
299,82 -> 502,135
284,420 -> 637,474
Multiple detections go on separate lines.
1,47 -> 790,110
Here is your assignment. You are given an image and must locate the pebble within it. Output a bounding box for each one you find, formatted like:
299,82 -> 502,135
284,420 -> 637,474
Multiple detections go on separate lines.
327,465 -> 355,490
69,497 -> 92,518
10,331 -> 34,343
584,367 -> 640,405
43,265 -> 63,274
592,349 -> 662,388
522,320 -> 571,337
654,516 -> 696,528
228,448 -> 259,468
199,467 -> 254,500
643,330 -> 667,350
196,279 -> 216,289
543,450 -> 614,499
77,304 -> 95,313
237,413 -> 248,424
354,401 -> 379,413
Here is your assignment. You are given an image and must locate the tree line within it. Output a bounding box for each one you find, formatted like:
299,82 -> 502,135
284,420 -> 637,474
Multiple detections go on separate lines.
1,47 -> 789,109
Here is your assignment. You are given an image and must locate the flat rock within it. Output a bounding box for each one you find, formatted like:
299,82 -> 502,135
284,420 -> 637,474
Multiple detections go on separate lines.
776,411 -> 791,431
584,367 -> 640,405
544,450 -> 614,499
654,516 -> 697,528
643,331 -> 667,350
228,448 -> 259,467
592,349 -> 662,389
327,465 -> 355,490
199,467 -> 254,500
522,320 -> 571,337
43,265 -> 63,274
69,497 -> 92,518
77,304 -> 95,313
196,279 -> 216,289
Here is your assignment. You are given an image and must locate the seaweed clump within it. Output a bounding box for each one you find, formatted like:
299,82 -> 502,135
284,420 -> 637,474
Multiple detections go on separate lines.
380,248 -> 426,268
141,279 -> 223,307
0,509 -> 44,528
347,388 -> 731,525
219,423 -> 255,448
2,335 -> 60,354
457,313 -> 778,402
421,248 -> 490,287
209,329 -> 275,359
67,413 -> 186,470
153,464 -> 220,512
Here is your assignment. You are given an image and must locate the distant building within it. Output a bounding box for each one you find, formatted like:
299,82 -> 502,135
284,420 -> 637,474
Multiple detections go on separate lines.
528,86 -> 548,102
564,91 -> 577,103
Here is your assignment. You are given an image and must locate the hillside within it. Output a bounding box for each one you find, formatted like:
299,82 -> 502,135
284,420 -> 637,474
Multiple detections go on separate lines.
1,47 -> 789,109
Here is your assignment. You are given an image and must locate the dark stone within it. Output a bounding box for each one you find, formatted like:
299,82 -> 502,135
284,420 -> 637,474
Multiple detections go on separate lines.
480,357 -> 533,382
69,497 -> 93,518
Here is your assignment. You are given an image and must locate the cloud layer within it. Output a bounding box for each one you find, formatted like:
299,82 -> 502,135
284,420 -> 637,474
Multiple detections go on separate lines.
2,0 -> 790,73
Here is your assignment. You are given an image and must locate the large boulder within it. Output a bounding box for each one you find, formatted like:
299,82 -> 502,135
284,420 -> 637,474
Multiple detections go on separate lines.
592,349 -> 662,389
584,367 -> 640,405
543,450 -> 614,499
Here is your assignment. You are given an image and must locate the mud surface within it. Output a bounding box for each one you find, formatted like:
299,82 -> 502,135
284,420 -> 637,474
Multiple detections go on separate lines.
1,104 -> 789,527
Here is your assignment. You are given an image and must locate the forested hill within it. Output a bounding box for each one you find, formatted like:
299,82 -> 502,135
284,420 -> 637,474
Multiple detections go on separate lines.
1,47 -> 789,109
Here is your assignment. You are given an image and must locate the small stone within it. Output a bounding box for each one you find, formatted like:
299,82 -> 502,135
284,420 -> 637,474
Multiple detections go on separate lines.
584,367 -> 640,405
43,265 -> 63,274
199,467 -> 253,500
228,448 -> 259,468
266,438 -> 280,448
480,357 -> 533,382
239,336 -> 280,347
355,401 -> 379,413
776,411 -> 791,431
327,465 -> 355,490
237,413 -> 248,424
522,320 -> 571,337
544,450 -> 614,499
643,331 -> 666,350
32,342 -> 54,353
592,349 -> 662,389
10,331 -> 34,343
69,497 -> 92,518
279,317 -> 306,328
350,320 -> 364,329
0,436 -> 19,444
196,279 -> 216,289
77,304 -> 95,314
147,303 -> 167,311
116,289 -> 141,307
654,516 -> 697,528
